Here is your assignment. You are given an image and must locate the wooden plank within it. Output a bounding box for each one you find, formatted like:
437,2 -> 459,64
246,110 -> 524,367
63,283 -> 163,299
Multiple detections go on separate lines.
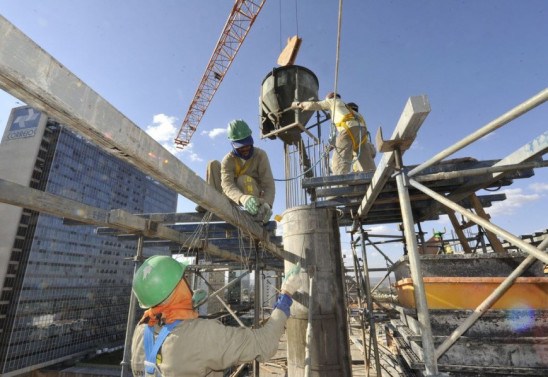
0,178 -> 181,242
277,35 -> 302,66
0,16 -> 283,257
356,96 -> 431,222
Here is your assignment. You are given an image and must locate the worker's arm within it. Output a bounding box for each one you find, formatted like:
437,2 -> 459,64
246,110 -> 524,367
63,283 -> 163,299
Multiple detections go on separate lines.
295,98 -> 331,112
194,268 -> 302,372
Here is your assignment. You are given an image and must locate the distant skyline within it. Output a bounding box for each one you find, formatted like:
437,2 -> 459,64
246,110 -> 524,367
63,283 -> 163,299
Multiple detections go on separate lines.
1,1 -> 546,267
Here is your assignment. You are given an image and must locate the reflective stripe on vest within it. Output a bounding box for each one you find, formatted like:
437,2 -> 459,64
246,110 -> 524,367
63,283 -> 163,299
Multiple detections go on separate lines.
144,320 -> 181,376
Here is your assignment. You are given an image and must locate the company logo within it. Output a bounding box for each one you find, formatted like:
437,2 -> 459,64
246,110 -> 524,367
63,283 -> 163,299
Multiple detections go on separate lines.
7,108 -> 41,140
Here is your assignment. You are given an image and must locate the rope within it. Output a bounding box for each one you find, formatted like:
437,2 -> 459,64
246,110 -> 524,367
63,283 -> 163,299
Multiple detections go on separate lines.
295,0 -> 299,36
331,0 -> 344,137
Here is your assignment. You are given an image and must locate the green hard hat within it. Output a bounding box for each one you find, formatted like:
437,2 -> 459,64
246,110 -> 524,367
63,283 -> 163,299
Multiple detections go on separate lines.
132,255 -> 188,308
227,119 -> 252,141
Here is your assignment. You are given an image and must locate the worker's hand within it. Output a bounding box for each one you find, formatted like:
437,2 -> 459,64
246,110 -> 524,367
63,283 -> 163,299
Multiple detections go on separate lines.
192,289 -> 207,307
290,101 -> 302,110
259,203 -> 272,224
281,262 -> 304,296
240,195 -> 260,215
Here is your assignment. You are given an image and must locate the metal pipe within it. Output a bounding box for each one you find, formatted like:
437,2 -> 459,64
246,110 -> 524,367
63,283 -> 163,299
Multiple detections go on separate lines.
409,178 -> 548,264
120,235 -> 145,377
195,272 -> 246,328
436,237 -> 548,358
363,236 -> 395,265
394,150 -> 439,375
415,159 -> 548,182
253,246 -> 261,377
359,227 -> 382,377
408,88 -> 548,177
195,270 -> 251,307
304,275 -> 314,377
349,233 -> 370,373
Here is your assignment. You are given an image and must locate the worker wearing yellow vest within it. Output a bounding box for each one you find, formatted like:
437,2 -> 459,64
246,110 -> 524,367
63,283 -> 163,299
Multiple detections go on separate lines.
131,255 -> 304,376
291,92 -> 376,174
200,120 -> 275,224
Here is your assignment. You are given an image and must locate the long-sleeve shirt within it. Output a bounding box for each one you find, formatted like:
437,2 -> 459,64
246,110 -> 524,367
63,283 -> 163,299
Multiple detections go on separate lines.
299,97 -> 364,129
131,309 -> 287,377
220,147 -> 275,206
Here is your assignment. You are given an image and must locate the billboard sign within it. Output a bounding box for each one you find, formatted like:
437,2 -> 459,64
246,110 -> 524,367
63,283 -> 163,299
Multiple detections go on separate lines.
7,107 -> 41,140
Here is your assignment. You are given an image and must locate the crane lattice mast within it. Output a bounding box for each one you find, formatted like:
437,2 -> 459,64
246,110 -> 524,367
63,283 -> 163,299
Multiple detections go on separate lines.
174,0 -> 266,148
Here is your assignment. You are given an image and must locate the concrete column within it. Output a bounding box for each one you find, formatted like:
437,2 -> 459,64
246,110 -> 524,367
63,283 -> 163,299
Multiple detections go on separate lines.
282,206 -> 351,377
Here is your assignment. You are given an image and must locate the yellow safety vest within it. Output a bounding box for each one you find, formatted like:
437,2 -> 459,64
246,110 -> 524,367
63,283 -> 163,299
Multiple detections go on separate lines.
233,158 -> 250,178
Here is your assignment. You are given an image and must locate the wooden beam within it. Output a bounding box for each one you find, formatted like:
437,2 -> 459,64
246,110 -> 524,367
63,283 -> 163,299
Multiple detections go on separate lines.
0,16 -> 283,258
468,194 -> 505,253
446,210 -> 472,254
356,96 -> 431,223
0,178 -> 183,242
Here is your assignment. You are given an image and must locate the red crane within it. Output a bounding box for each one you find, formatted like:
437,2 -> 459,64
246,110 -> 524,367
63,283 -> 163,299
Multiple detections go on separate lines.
174,0 -> 267,149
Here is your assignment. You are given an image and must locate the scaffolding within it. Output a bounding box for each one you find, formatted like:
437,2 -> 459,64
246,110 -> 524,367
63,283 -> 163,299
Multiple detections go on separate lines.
0,14 -> 547,377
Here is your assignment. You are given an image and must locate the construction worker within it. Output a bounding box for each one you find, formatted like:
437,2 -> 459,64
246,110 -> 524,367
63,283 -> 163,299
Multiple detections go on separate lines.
198,119 -> 274,224
347,102 -> 376,172
291,93 -> 376,174
131,255 -> 303,376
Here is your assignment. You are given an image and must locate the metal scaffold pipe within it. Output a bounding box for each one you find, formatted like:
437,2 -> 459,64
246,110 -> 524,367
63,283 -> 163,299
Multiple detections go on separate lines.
408,88 -> 548,177
409,178 -> 548,265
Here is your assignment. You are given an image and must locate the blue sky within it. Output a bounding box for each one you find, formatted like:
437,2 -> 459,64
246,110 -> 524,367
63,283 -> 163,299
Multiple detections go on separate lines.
1,1 -> 547,268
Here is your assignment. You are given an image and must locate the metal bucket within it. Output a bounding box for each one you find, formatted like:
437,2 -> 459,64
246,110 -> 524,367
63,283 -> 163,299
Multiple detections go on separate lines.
259,65 -> 319,144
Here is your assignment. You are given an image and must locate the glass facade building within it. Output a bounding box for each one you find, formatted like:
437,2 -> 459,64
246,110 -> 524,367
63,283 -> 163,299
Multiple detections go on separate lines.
0,107 -> 177,376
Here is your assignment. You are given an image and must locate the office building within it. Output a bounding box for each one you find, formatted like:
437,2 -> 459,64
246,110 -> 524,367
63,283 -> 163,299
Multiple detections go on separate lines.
0,106 -> 177,376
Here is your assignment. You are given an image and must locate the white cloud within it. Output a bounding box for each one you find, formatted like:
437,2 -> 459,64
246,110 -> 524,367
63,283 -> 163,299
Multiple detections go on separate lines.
530,182 -> 548,193
180,142 -> 203,162
368,224 -> 396,234
144,113 -> 203,162
201,128 -> 226,139
146,114 -> 178,143
487,188 -> 541,216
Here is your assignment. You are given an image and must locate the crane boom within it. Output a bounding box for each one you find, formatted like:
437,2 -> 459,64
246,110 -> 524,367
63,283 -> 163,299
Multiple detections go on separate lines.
174,0 -> 266,148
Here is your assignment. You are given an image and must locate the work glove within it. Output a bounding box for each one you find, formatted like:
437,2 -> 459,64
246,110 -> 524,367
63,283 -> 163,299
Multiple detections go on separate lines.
258,203 -> 273,224
281,262 -> 304,296
290,101 -> 302,110
240,195 -> 260,215
192,289 -> 207,307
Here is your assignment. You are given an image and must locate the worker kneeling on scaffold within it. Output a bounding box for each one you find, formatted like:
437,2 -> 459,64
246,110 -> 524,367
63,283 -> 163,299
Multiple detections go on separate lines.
131,255 -> 303,377
291,92 -> 376,175
198,119 -> 275,224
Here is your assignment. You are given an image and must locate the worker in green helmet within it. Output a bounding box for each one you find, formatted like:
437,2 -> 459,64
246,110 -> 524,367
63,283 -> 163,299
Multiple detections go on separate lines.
130,255 -> 303,376
199,119 -> 275,224
291,93 -> 376,174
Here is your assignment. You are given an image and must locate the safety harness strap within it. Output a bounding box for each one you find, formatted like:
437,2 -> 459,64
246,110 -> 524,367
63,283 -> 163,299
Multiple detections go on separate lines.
144,320 -> 181,376
234,158 -> 250,178
334,112 -> 355,128
339,123 -> 369,152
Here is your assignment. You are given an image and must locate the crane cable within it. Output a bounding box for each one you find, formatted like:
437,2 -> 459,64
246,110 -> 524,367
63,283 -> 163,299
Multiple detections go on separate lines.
329,0 -> 365,169
274,0 -> 345,182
